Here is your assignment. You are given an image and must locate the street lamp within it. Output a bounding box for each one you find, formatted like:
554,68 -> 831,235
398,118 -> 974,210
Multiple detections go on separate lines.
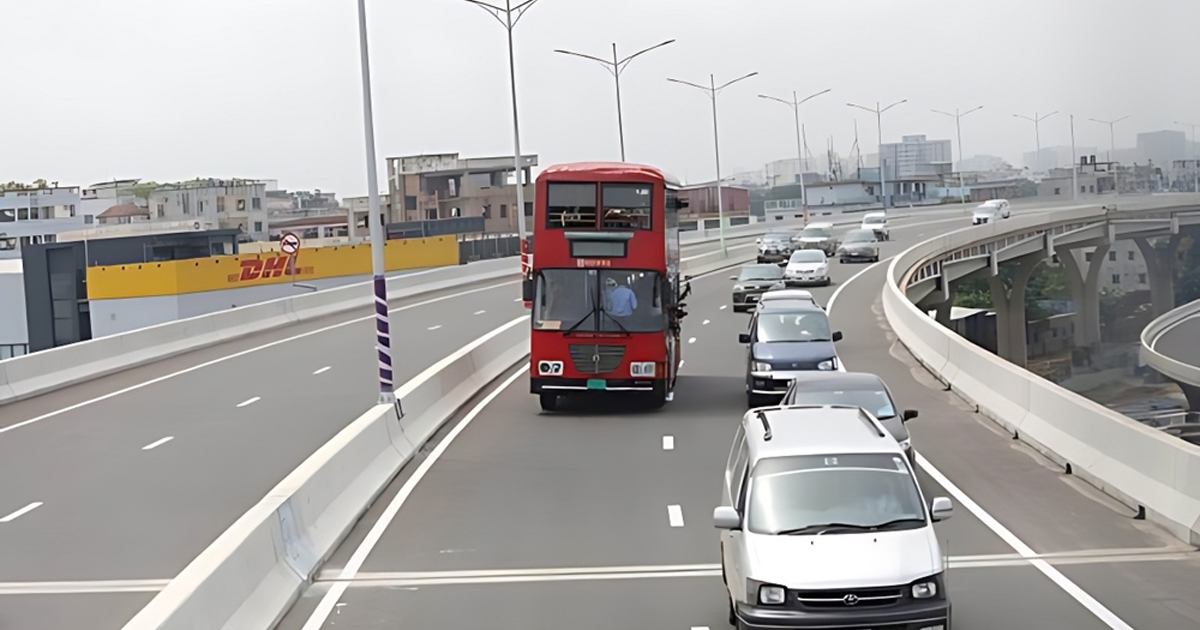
759,88 -> 832,225
554,39 -> 676,161
1013,111 -> 1058,172
461,0 -> 542,245
931,105 -> 983,204
667,71 -> 758,256
1090,115 -> 1130,163
1175,120 -> 1199,193
354,0 -> 397,411
846,99 -> 907,209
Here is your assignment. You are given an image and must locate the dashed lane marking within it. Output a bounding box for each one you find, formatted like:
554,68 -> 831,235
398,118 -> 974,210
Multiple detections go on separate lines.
668,504 -> 685,527
428,325 -> 443,331
313,366 -> 331,375
236,397 -> 261,408
663,435 -> 675,450
0,502 -> 43,523
142,437 -> 174,451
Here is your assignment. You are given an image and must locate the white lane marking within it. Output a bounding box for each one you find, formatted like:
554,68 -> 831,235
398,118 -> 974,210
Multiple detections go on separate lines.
826,257 -> 890,315
688,337 -> 697,344
428,325 -> 443,331
513,297 -> 522,302
0,502 -> 43,523
313,366 -> 331,375
692,627 -> 711,630
236,397 -> 260,408
662,435 -> 675,450
0,579 -> 172,595
702,319 -> 710,325
679,360 -> 685,368
0,280 -> 522,438
141,436 -> 174,451
668,504 -> 684,527
300,365 -> 528,630
719,305 -> 727,310
917,454 -> 1136,630
474,310 -> 486,315
828,254 -> 1139,630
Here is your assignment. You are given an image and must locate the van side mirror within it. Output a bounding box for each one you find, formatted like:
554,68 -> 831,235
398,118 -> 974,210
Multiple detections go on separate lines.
738,333 -> 751,344
730,275 -> 739,280
832,331 -> 843,342
931,497 -> 953,522
713,506 -> 741,530
902,409 -> 918,422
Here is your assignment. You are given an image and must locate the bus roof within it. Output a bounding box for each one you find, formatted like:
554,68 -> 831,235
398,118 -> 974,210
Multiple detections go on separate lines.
539,162 -> 681,187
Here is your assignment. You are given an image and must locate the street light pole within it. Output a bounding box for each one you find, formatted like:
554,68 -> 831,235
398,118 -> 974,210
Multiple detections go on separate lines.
1070,114 -> 1079,200
1013,111 -> 1058,172
354,0 -> 397,410
760,88 -> 831,226
1175,120 -> 1199,193
553,39 -> 676,161
462,0 -> 542,242
932,105 -> 983,204
847,99 -> 906,209
1090,115 -> 1129,163
667,71 -> 758,256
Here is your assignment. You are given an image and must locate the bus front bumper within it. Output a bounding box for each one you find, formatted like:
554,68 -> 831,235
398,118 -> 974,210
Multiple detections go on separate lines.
531,377 -> 658,393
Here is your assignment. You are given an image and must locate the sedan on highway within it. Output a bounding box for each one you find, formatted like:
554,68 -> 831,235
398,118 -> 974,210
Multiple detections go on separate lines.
836,228 -> 881,263
793,222 -> 839,256
731,264 -> 785,312
861,211 -> 890,240
781,371 -> 918,462
782,249 -> 830,286
755,232 -> 795,264
740,301 -> 842,407
972,198 -> 1011,225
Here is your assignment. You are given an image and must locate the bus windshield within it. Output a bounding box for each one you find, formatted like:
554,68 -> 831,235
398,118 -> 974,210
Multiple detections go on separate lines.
533,269 -> 664,333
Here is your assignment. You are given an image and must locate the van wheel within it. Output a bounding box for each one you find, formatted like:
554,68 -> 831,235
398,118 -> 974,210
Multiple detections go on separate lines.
539,393 -> 559,412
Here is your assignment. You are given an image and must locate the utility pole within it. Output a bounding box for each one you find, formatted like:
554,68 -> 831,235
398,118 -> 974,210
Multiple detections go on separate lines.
760,88 -> 832,226
932,105 -> 983,204
848,99 -> 907,208
1014,111 -> 1058,173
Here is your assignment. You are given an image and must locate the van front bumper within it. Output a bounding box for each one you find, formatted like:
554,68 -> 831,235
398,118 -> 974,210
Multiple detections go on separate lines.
735,599 -> 950,630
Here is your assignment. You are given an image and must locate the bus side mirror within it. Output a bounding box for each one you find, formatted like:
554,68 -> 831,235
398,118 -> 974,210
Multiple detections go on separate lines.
522,278 -> 533,302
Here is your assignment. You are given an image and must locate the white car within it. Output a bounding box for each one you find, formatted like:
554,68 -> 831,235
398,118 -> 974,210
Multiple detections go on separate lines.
860,212 -> 889,240
972,199 -> 1011,225
783,249 -> 830,286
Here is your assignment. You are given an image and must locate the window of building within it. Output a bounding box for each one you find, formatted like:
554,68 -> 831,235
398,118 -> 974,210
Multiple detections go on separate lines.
254,221 -> 263,233
1090,185 -> 1096,193
1085,251 -> 1093,262
482,205 -> 491,219
1054,188 -> 1061,195
69,204 -> 76,217
157,206 -> 165,219
405,196 -> 417,211
1128,251 -> 1135,261
1109,251 -> 1116,261
237,199 -> 246,211
1081,186 -> 1086,193
217,197 -> 226,213
17,208 -> 28,221
1138,273 -> 1147,284
252,197 -> 261,210
1112,274 -> 1121,284
84,215 -> 93,225
451,207 -> 462,217
500,204 -> 508,218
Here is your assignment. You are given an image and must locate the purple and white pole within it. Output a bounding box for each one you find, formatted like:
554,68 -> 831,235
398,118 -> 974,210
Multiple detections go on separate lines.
355,0 -> 399,412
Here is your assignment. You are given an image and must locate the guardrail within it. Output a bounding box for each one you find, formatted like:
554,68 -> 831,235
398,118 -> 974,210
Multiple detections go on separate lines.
882,200 -> 1200,547
1140,298 -> 1200,388
119,316 -> 530,630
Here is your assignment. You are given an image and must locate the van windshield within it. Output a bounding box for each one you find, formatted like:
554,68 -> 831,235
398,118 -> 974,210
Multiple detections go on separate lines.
746,454 -> 925,535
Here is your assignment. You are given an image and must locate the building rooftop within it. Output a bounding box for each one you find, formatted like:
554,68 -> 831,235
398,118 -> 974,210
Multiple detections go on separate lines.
390,153 -> 538,176
98,203 -> 150,219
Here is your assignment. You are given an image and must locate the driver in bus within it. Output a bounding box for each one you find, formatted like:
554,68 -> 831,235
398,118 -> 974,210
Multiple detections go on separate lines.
602,277 -> 638,318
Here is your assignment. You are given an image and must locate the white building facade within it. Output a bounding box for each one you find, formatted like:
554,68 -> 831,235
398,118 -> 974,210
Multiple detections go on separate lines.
147,179 -> 269,241
879,135 -> 951,180
0,186 -> 85,259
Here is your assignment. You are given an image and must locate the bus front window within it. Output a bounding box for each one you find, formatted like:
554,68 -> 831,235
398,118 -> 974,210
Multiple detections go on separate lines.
533,269 -> 664,333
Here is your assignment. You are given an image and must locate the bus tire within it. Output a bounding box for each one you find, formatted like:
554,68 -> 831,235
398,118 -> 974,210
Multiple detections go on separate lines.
539,393 -> 559,412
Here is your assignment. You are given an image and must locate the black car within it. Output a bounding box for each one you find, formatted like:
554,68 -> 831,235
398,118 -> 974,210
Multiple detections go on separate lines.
755,232 -> 795,264
739,302 -> 842,407
781,371 -> 918,462
731,264 -> 784,312
836,228 -> 882,263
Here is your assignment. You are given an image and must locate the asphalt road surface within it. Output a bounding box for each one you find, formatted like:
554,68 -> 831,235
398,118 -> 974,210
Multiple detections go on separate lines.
275,212 -> 1200,630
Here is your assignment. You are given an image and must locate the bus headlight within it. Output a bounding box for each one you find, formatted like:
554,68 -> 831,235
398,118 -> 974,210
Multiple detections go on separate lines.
630,362 -> 656,377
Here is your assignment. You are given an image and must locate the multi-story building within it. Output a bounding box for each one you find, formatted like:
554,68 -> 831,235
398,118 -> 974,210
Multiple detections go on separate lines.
1137,130 -> 1186,167
1023,146 -> 1098,173
879,134 -> 952,180
80,179 -> 143,222
1037,156 -> 1117,197
386,153 -> 537,233
0,185 -> 85,259
146,178 -> 269,241
677,182 -> 750,218
1072,241 -> 1149,294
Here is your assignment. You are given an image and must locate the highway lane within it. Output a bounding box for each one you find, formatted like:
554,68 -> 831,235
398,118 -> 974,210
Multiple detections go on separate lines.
272,212 -> 1200,630
1152,310 -> 1200,369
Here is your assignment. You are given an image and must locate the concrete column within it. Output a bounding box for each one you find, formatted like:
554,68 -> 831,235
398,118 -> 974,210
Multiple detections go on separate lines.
987,255 -> 1043,368
1055,243 -> 1109,347
935,285 -> 957,328
1133,234 -> 1183,318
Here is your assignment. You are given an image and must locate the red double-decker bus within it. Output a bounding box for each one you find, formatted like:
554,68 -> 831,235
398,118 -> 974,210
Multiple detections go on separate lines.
528,162 -> 690,411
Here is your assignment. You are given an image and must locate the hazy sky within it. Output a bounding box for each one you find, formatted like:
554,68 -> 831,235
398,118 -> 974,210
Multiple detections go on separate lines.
3,0 -> 1196,196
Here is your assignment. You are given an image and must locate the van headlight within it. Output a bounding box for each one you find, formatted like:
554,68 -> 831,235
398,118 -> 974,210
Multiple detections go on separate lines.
733,285 -> 745,292
758,584 -> 786,605
817,359 -> 836,370
751,361 -> 772,372
912,580 -> 938,599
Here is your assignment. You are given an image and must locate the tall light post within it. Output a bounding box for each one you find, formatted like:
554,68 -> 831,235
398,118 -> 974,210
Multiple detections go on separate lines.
1070,114 -> 1079,200
462,0 -> 541,244
847,99 -> 907,208
1090,115 -> 1129,162
932,105 -> 983,204
1013,111 -> 1058,172
1175,120 -> 1199,193
554,39 -> 676,161
354,0 -> 396,410
667,71 -> 758,256
759,88 -> 832,225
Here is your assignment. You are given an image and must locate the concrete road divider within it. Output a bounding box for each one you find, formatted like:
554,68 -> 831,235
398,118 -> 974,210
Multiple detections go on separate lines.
119,316 -> 530,630
0,257 -> 520,407
883,202 -> 1200,546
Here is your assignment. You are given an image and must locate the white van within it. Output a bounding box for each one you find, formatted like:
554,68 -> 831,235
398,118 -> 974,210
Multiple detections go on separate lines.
971,199 -> 1010,225
860,212 -> 889,241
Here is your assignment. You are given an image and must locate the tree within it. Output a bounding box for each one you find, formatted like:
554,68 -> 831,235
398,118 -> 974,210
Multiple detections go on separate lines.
126,181 -> 162,200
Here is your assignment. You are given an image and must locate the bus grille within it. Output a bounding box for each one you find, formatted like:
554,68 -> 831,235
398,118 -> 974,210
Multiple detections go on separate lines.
568,344 -> 625,374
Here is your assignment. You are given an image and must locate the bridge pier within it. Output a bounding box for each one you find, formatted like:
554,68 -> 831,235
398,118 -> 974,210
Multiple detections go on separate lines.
988,253 -> 1043,368
1133,234 -> 1184,318
1056,242 -> 1110,347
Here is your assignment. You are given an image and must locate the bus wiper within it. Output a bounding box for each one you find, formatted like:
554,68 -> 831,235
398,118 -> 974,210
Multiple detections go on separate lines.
600,309 -> 629,334
565,305 -> 599,333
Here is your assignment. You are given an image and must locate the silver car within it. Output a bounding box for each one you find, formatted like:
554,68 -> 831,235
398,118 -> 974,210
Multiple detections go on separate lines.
836,228 -> 881,263
714,405 -> 953,630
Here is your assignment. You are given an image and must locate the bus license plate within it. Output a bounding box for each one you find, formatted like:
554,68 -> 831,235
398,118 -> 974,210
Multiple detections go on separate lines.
587,379 -> 607,390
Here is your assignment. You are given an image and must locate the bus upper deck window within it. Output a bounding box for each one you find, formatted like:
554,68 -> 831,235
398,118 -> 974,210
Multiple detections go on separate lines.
547,183 -> 597,229
602,183 -> 652,230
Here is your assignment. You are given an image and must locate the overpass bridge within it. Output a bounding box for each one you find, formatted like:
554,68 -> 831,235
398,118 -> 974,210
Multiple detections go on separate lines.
1,199 -> 1198,630
1141,298 -> 1200,417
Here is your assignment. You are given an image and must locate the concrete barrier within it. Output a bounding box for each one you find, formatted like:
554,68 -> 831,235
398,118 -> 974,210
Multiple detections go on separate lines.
883,199 -> 1200,546
1140,299 -> 1200,388
119,316 -> 530,630
0,257 -> 520,406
